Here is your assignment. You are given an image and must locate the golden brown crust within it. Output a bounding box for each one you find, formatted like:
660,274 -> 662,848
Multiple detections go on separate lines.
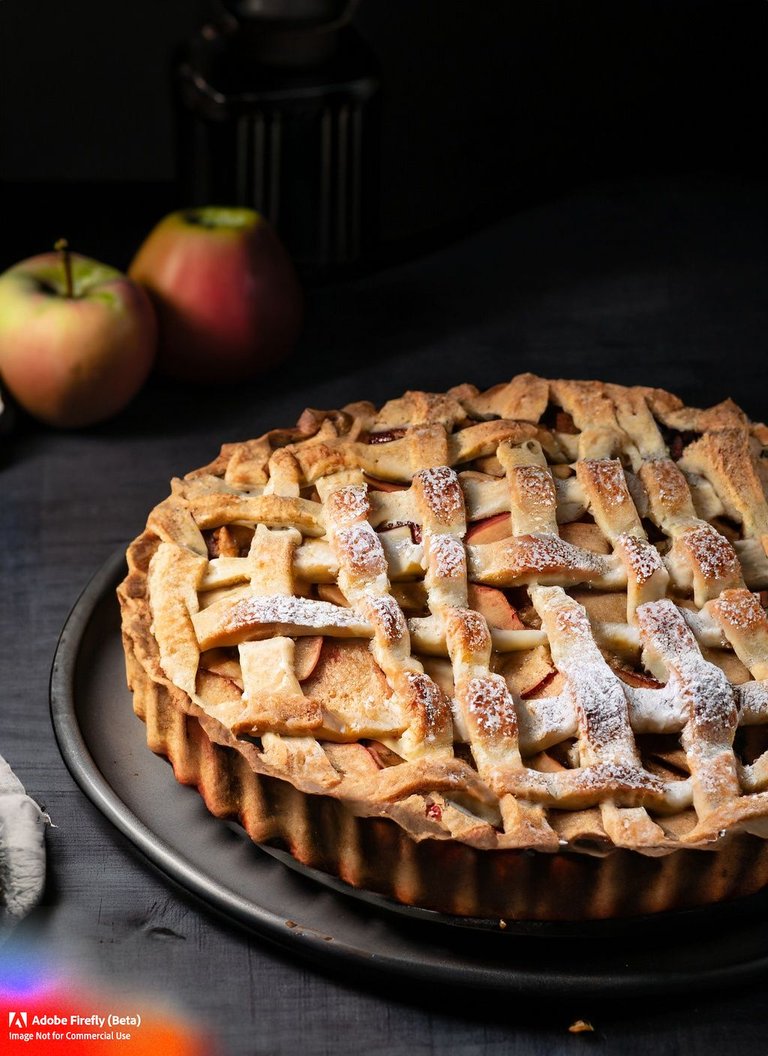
118,374 -> 768,918
124,624 -> 768,919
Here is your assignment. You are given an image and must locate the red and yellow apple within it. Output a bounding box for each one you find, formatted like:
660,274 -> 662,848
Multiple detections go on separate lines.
129,206 -> 303,383
0,244 -> 156,428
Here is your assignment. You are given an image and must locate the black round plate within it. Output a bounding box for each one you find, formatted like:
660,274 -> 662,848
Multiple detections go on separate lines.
50,550 -> 768,993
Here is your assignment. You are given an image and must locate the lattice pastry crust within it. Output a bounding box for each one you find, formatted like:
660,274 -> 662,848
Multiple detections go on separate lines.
119,375 -> 768,917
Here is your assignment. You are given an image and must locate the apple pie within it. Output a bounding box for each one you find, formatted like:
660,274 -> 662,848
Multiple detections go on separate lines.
118,375 -> 768,919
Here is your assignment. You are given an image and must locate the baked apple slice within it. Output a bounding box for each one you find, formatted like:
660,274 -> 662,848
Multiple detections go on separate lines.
468,584 -> 524,629
466,513 -> 511,544
294,636 -> 324,681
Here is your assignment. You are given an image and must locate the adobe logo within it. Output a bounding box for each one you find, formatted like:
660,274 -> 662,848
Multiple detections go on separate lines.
8,1011 -> 28,1028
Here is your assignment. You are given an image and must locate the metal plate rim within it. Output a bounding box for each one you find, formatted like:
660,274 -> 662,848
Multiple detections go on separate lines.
49,548 -> 768,995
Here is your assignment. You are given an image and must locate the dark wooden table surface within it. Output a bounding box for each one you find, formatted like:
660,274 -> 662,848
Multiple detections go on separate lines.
3,174 -> 768,1055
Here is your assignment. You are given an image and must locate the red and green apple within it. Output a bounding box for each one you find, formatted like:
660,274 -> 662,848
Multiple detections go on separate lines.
0,242 -> 157,428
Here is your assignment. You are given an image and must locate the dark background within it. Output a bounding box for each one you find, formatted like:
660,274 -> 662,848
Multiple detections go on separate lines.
1,0 -> 766,269
3,6 -> 768,1056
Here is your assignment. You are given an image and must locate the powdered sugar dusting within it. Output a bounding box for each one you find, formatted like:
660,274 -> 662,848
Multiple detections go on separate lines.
571,667 -> 635,752
465,675 -> 518,738
516,692 -> 577,753
365,593 -> 406,642
514,533 -> 608,575
577,761 -> 663,795
405,671 -> 449,736
637,599 -> 697,660
518,681 -> 682,772
532,587 -> 636,753
550,601 -> 593,642
427,533 -> 466,579
336,522 -> 388,578
582,459 -> 630,506
637,599 -> 738,733
646,457 -> 689,507
713,589 -> 765,630
457,608 -> 492,654
328,484 -> 369,525
738,680 -> 768,722
681,661 -> 738,733
514,465 -> 556,507
618,533 -> 663,584
682,523 -> 741,582
224,594 -> 367,633
415,466 -> 464,524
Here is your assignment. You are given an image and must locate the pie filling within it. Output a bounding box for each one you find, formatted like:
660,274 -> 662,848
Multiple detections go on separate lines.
119,374 -> 768,917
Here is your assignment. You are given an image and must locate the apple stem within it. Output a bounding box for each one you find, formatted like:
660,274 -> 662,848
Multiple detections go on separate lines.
54,238 -> 74,298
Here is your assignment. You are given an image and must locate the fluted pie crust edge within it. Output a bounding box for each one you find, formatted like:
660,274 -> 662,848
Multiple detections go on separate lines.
121,620 -> 768,920
118,374 -> 768,920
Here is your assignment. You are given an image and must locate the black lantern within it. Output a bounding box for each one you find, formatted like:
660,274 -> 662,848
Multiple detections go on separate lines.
176,0 -> 380,276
